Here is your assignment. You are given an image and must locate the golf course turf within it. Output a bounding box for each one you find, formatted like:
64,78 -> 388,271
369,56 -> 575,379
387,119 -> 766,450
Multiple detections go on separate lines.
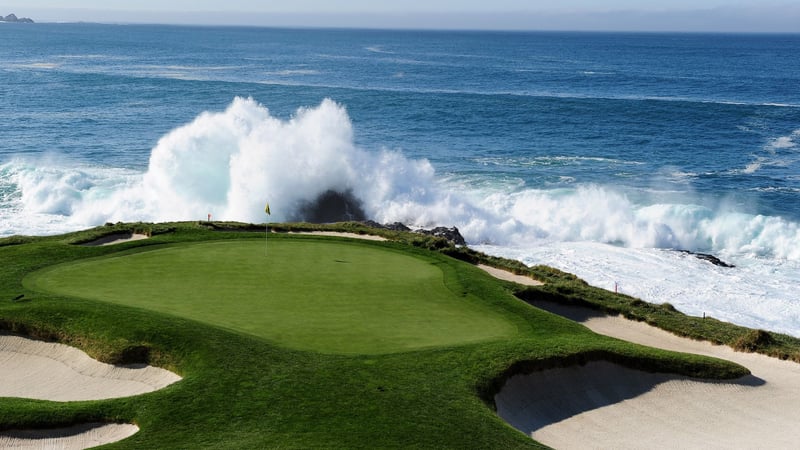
0,222 -> 752,448
24,238 -> 518,354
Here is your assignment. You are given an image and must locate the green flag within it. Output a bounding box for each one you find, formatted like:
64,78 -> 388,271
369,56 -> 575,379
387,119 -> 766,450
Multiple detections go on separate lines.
265,202 -> 270,215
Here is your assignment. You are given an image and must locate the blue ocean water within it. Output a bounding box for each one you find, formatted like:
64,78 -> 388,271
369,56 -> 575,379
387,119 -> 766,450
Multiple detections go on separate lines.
2,24 -> 800,334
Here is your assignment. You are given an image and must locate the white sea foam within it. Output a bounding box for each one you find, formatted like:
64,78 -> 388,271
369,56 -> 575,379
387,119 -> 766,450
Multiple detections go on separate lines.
2,98 -> 800,335
13,62 -> 60,69
739,128 -> 800,174
770,129 -> 800,150
472,155 -> 644,168
365,46 -> 393,54
0,158 -> 141,236
264,69 -> 321,76
473,242 -> 800,337
4,98 -> 800,261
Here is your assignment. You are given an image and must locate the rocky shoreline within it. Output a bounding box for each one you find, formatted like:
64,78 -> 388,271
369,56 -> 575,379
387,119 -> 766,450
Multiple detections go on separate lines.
361,220 -> 466,246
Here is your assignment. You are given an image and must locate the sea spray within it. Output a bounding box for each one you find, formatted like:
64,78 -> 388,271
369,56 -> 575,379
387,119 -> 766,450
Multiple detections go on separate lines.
31,97 -> 454,229
4,97 -> 800,262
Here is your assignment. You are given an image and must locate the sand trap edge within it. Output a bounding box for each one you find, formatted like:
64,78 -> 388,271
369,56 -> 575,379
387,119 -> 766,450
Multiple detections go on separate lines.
0,333 -> 181,402
495,301 -> 800,449
288,231 -> 388,241
477,265 -> 543,286
80,233 -> 149,246
0,423 -> 139,449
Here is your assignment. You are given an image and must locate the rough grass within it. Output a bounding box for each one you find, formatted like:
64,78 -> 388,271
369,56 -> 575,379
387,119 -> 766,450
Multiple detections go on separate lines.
0,221 -> 754,448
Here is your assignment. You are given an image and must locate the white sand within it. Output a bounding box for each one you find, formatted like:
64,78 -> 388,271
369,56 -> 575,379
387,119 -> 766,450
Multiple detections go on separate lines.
81,233 -> 149,246
0,334 -> 180,448
495,301 -> 800,449
0,423 -> 139,450
477,265 -> 543,286
291,231 -> 388,241
0,334 -> 181,401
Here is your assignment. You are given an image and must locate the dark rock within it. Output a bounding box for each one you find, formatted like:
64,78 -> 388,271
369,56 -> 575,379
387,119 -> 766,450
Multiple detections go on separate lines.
292,189 -> 367,223
361,221 -> 411,232
385,222 -> 411,232
678,250 -> 735,268
361,220 -> 386,229
360,220 -> 464,245
416,226 -> 466,246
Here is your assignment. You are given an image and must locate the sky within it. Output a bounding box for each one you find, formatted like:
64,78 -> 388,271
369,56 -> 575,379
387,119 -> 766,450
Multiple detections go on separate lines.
4,1 -> 800,32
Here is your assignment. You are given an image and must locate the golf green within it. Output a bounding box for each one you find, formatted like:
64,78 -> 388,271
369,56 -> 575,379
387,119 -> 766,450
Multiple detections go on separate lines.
25,239 -> 517,354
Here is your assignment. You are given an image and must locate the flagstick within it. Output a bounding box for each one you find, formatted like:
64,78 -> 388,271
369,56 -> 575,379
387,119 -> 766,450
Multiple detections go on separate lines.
264,201 -> 271,257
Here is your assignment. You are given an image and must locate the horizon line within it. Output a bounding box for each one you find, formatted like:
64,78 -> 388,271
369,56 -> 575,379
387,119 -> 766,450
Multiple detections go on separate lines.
13,20 -> 800,36
8,6 -> 800,34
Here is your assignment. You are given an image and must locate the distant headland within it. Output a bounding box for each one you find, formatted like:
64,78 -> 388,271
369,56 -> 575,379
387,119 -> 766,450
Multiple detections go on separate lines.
1,13 -> 34,23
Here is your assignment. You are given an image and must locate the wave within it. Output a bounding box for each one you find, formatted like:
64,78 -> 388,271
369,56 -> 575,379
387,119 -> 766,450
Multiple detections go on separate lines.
264,69 -> 321,76
472,155 -> 645,168
12,62 -> 60,70
56,54 -> 110,59
739,128 -> 800,174
11,56 -> 798,110
364,46 -> 394,54
767,129 -> 800,151
3,97 -> 800,262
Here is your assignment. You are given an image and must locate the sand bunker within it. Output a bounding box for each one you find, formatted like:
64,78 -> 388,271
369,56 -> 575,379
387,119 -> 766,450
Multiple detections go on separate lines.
477,265 -> 543,286
0,334 -> 181,401
291,231 -> 388,241
495,301 -> 800,449
0,423 -> 139,450
0,334 -> 180,448
81,233 -> 149,246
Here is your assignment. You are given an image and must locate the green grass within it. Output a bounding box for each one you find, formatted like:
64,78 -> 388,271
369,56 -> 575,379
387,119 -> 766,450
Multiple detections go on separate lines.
0,222 -> 752,448
25,238 -> 517,354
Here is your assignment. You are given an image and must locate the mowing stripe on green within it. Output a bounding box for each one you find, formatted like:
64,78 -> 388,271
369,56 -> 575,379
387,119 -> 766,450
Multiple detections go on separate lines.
25,239 -> 517,354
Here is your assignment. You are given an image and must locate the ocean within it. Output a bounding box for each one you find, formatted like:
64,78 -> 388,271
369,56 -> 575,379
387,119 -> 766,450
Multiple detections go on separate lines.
2,24 -> 799,335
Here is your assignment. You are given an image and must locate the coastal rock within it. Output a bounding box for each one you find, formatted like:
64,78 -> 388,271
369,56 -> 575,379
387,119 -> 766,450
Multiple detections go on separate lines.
293,190 -> 366,223
361,221 -> 465,245
361,220 -> 411,232
678,250 -> 735,268
361,220 -> 386,229
367,221 -> 411,232
2,14 -> 34,23
416,226 -> 467,246
386,222 -> 411,232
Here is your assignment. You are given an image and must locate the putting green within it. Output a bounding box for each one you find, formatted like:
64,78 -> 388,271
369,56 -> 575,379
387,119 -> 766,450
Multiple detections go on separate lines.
25,239 -> 517,354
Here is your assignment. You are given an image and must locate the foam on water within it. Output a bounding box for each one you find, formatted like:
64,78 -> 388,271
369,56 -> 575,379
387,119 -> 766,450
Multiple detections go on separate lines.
4,98 -> 800,261
1,98 -> 443,231
3,98 -> 800,335
473,242 -> 800,337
